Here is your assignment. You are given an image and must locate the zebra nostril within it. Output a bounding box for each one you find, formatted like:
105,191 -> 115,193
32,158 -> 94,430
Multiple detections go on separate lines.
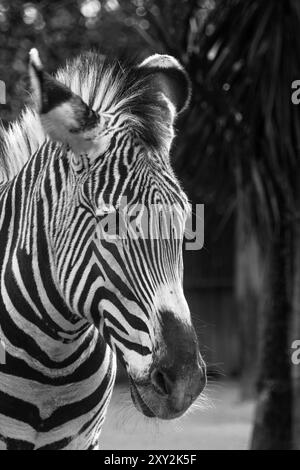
151,368 -> 173,396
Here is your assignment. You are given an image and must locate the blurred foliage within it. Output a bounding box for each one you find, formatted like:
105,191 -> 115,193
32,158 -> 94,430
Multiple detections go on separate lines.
178,0 -> 300,231
0,0 -> 213,121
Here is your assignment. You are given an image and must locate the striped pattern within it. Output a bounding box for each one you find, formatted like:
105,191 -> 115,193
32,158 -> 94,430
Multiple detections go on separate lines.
0,52 -> 191,450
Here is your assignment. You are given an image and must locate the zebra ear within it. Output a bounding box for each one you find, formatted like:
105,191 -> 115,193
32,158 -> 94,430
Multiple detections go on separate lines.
28,49 -> 100,154
138,54 -> 191,123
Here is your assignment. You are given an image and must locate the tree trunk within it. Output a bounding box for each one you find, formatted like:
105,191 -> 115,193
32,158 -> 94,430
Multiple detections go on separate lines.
251,209 -> 293,450
235,187 -> 261,399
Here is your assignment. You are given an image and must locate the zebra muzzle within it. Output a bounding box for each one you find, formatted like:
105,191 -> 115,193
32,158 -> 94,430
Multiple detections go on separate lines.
129,353 -> 206,420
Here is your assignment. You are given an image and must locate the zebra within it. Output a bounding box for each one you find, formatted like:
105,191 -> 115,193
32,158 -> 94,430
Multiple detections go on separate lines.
0,48 -> 206,450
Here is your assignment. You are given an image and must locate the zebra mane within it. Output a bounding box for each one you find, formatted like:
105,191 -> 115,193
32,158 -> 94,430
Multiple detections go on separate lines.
0,51 -> 173,183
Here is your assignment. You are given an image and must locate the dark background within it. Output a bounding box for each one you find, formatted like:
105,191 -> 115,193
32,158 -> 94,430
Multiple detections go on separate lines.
0,0 -> 299,450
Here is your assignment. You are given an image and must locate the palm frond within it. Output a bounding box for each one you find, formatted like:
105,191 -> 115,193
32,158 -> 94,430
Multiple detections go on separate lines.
175,0 -> 300,233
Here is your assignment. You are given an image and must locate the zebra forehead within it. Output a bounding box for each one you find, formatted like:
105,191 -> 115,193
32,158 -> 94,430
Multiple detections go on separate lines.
129,163 -> 190,212
125,188 -> 191,223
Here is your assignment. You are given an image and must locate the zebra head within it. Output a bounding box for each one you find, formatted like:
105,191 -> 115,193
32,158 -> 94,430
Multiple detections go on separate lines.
29,49 -> 206,420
